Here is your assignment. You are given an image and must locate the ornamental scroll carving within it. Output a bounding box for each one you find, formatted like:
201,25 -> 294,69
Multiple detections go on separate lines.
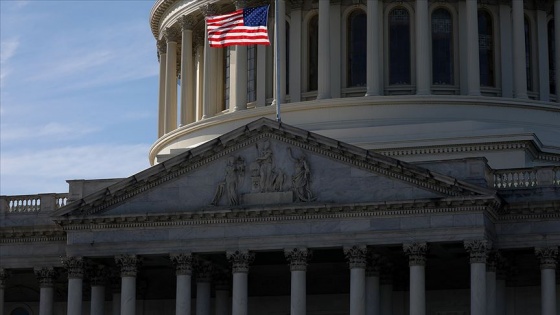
115,255 -> 142,277
285,247 -> 312,271
403,242 -> 428,266
227,250 -> 255,274
170,253 -> 193,276
464,240 -> 491,264
344,245 -> 368,269
34,267 -> 58,288
210,140 -> 316,206
535,247 -> 558,270
62,256 -> 85,279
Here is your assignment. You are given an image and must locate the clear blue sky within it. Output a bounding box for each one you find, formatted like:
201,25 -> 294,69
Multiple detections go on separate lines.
1,0 -> 159,195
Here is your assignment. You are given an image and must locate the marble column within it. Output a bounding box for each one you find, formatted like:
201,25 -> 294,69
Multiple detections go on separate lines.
195,260 -> 212,315
194,34 -> 204,121
536,3 -> 550,101
157,40 -> 167,137
365,251 -> 380,315
465,240 -> 491,315
344,245 -> 367,315
214,273 -> 231,315
289,0 -> 303,102
62,257 -> 85,315
201,4 -> 219,118
227,250 -> 255,315
179,16 -> 196,125
366,0 -> 381,96
110,270 -> 121,315
115,255 -> 141,315
0,268 -> 11,315
285,248 -> 311,315
230,1 -> 249,111
496,266 -> 507,315
317,0 -> 331,99
170,253 -> 193,315
88,265 -> 108,315
486,252 -> 498,315
380,265 -> 393,315
415,0 -> 430,95
512,0 -> 528,99
535,247 -> 558,315
465,0 -> 480,96
164,27 -> 180,133
34,267 -> 58,315
555,0 -> 560,100
404,243 -> 427,315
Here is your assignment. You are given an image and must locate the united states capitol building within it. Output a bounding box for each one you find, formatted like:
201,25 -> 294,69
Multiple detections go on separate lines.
2,0 -> 560,315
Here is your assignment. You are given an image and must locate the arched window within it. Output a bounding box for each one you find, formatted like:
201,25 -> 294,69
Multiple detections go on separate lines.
247,45 -> 256,102
478,10 -> 494,87
525,17 -> 532,91
347,10 -> 367,87
308,15 -> 319,91
548,19 -> 556,95
10,308 -> 30,315
389,8 -> 411,85
432,8 -> 453,85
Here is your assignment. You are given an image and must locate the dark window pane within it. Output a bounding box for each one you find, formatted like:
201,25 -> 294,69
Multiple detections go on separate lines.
308,15 -> 318,91
432,8 -> 453,85
247,45 -> 256,102
525,17 -> 532,91
478,10 -> 494,87
389,8 -> 411,85
348,10 -> 367,87
224,47 -> 230,110
549,20 -> 556,94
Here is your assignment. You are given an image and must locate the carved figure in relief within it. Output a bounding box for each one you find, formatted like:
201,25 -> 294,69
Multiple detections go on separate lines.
211,156 -> 245,206
255,139 -> 273,192
287,148 -> 315,202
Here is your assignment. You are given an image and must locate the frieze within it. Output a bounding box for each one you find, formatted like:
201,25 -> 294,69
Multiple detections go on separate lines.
535,247 -> 558,270
62,256 -> 85,279
170,253 -> 193,275
115,255 -> 142,277
464,240 -> 491,264
227,250 -> 255,273
285,247 -> 311,271
344,245 -> 368,269
34,267 -> 59,288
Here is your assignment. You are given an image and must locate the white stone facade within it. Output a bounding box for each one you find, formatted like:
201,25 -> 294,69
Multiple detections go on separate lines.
1,1 -> 560,315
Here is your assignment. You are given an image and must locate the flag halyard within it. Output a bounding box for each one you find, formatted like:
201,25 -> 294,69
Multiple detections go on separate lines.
207,5 -> 271,48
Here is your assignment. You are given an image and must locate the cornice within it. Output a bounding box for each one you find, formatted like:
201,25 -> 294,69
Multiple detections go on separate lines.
54,196 -> 499,231
0,228 -> 66,244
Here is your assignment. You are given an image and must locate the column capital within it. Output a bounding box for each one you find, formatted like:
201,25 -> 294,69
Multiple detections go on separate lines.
199,3 -> 219,17
87,264 -> 108,286
486,251 -> 503,272
179,15 -> 197,31
344,245 -> 368,269
195,259 -> 213,282
403,242 -> 428,266
227,250 -> 255,273
115,255 -> 142,277
366,250 -> 381,277
61,256 -> 85,279
163,27 -> 181,43
535,246 -> 558,270
285,247 -> 312,271
464,240 -> 492,264
34,267 -> 59,288
0,268 -> 11,289
170,253 -> 193,276
290,0 -> 304,10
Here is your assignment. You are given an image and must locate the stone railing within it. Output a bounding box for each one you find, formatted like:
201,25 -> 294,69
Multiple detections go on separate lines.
0,193 -> 68,214
492,167 -> 560,189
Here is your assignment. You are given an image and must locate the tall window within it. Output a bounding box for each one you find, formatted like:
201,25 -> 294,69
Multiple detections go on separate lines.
432,8 -> 453,85
347,10 -> 367,87
286,21 -> 290,95
389,8 -> 411,85
247,45 -> 256,102
549,20 -> 556,95
308,15 -> 319,91
478,10 -> 494,87
525,17 -> 532,91
224,48 -> 230,110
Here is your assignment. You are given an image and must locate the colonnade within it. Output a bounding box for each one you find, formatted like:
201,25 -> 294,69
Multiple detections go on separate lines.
155,0 -> 560,138
1,242 -> 557,315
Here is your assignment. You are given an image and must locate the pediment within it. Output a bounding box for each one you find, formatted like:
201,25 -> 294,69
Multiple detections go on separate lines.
53,118 -> 496,219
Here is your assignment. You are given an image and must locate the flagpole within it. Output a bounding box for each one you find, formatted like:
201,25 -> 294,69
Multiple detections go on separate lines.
274,0 -> 281,122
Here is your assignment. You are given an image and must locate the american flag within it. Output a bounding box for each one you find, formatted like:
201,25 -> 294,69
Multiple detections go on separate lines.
207,5 -> 270,48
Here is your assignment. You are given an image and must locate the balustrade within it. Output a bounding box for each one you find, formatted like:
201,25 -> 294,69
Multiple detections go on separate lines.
492,167 -> 560,189
1,193 -> 68,213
